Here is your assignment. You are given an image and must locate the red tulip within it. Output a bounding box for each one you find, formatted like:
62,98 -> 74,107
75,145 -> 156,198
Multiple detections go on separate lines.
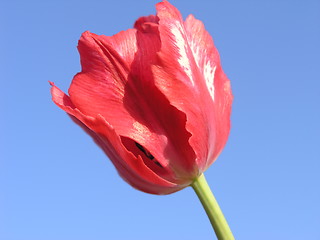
50,0 -> 233,195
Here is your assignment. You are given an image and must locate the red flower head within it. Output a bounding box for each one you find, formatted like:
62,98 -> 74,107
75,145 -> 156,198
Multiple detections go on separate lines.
50,0 -> 233,195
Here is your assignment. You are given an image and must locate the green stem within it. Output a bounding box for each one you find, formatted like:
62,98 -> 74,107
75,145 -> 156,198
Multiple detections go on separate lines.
191,173 -> 235,240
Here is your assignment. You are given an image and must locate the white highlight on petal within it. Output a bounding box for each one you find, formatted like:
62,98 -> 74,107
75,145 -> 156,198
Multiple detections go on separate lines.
133,121 -> 150,137
171,23 -> 194,86
188,35 -> 215,102
189,42 -> 201,68
204,64 -> 216,101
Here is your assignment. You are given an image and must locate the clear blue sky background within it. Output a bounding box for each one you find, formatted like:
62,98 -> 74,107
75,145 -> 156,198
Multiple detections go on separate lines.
1,0 -> 320,239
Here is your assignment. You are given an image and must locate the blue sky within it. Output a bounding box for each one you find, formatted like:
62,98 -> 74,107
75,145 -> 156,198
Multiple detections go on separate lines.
1,0 -> 320,239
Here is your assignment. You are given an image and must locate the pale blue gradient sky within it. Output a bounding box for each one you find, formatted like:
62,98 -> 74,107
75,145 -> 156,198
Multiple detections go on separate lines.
1,0 -> 320,239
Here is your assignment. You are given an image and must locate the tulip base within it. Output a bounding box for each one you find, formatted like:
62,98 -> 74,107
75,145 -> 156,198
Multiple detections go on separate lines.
191,174 -> 235,240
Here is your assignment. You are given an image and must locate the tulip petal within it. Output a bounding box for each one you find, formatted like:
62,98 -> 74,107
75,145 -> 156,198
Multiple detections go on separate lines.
134,15 -> 159,33
51,83 -> 185,194
153,1 -> 232,170
184,15 -> 233,168
68,30 -> 136,135
132,16 -> 199,179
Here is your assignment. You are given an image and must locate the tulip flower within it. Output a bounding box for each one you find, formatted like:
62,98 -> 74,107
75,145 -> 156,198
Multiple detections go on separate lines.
50,0 -> 234,239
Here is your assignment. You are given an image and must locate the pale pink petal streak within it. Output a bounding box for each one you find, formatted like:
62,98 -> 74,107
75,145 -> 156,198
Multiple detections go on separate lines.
184,15 -> 220,102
